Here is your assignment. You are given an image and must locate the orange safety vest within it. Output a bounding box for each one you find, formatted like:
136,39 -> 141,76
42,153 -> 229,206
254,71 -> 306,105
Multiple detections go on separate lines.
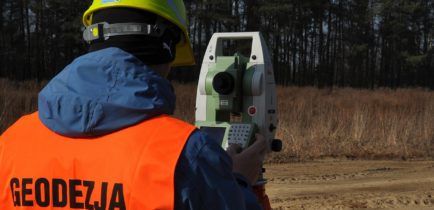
0,112 -> 196,210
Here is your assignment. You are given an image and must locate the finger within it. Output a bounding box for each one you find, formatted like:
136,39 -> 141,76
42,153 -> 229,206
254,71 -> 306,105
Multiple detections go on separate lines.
248,134 -> 267,154
241,135 -> 267,163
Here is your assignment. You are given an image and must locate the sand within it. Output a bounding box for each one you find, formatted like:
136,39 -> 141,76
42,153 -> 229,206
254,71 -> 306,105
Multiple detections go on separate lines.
265,160 -> 434,210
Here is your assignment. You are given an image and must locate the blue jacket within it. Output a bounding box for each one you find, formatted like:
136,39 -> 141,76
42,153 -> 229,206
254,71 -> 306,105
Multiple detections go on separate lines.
38,47 -> 262,210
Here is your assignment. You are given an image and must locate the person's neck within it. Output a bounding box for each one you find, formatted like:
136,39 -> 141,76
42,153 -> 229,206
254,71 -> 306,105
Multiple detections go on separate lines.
149,63 -> 171,78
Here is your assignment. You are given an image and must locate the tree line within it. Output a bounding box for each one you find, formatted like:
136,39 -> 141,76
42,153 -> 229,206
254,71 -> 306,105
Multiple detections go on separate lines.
1,0 -> 433,89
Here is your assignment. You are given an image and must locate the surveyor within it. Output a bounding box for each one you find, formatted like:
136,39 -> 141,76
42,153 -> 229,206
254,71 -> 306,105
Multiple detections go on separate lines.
0,0 -> 266,209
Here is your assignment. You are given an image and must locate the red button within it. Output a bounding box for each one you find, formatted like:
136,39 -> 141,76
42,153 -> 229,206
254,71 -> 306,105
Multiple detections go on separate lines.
248,106 -> 256,116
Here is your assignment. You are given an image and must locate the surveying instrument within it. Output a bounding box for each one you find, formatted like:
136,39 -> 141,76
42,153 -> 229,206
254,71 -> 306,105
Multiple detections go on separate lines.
195,32 -> 282,210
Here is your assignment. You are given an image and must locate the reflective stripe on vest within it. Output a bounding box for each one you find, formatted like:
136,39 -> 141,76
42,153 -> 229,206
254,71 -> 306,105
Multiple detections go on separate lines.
0,112 -> 196,210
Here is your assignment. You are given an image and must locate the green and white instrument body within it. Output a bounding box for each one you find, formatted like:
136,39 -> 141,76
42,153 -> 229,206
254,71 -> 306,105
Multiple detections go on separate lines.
195,32 -> 278,151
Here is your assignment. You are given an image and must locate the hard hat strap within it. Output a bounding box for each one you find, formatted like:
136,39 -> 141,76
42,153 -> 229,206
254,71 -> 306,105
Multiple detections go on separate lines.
83,21 -> 167,43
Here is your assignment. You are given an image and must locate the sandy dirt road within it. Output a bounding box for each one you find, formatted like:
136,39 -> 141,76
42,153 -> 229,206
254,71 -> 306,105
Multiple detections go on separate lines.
265,160 -> 434,210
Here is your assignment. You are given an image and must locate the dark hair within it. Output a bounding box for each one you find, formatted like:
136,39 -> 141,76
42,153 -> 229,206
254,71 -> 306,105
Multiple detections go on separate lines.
89,7 -> 181,65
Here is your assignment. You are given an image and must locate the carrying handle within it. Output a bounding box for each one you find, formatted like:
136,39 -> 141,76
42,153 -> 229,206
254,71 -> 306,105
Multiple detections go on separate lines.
204,32 -> 268,63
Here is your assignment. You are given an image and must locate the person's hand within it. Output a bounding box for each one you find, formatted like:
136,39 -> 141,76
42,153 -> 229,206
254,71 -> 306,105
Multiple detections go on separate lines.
226,134 -> 267,185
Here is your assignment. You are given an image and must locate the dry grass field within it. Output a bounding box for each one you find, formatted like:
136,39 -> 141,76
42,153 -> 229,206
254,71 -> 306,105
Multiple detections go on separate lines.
272,86 -> 434,161
174,82 -> 434,161
0,79 -> 45,132
1,79 -> 434,160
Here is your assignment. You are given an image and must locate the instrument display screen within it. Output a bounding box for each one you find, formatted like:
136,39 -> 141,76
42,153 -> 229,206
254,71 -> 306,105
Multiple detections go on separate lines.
200,126 -> 226,145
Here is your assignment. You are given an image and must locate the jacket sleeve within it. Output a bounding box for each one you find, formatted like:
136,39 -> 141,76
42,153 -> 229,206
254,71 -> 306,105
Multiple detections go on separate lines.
174,130 -> 263,210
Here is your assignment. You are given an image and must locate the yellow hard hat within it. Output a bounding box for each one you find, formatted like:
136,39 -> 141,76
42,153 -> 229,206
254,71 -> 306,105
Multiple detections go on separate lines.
83,0 -> 195,66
